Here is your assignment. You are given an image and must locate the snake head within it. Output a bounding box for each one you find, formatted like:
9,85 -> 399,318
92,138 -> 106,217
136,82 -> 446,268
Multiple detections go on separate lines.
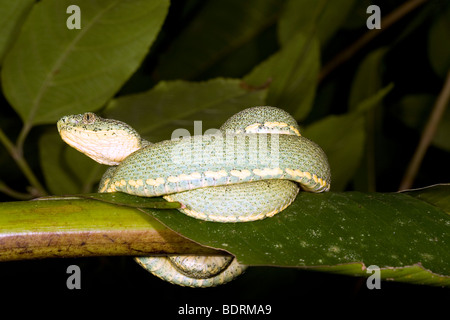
57,113 -> 145,165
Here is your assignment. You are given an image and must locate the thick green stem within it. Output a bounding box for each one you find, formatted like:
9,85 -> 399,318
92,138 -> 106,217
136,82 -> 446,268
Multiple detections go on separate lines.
0,196 -> 220,261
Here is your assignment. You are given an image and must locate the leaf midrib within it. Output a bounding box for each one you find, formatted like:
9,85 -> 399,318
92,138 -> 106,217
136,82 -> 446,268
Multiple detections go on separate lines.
26,0 -> 120,126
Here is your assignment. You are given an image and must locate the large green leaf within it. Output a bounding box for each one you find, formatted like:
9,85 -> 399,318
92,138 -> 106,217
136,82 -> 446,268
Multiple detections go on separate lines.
0,185 -> 448,286
244,32 -> 320,120
1,0 -> 169,126
277,0 -> 356,46
0,0 -> 34,64
103,78 -> 267,142
144,185 -> 450,286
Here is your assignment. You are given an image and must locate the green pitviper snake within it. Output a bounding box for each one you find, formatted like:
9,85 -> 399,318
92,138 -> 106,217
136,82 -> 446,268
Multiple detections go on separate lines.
57,106 -> 331,287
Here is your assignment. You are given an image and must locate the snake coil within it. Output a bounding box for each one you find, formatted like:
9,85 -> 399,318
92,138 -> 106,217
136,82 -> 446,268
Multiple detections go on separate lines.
57,106 -> 331,287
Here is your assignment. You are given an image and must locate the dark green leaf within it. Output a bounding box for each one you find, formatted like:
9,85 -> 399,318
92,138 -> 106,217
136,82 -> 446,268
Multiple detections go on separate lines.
303,112 -> 365,191
340,0 -> 371,30
153,0 -> 283,80
303,84 -> 393,191
244,32 -> 320,120
278,0 -> 356,46
0,0 -> 34,64
200,26 -> 279,80
1,0 -> 169,125
1,185 -> 448,285
348,48 -> 389,191
348,48 -> 387,111
407,184 -> 450,213
104,78 -> 267,142
144,185 -> 450,286
397,94 -> 450,152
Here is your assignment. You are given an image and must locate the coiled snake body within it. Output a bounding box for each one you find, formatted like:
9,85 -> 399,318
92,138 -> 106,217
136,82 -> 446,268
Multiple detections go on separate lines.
57,106 -> 331,287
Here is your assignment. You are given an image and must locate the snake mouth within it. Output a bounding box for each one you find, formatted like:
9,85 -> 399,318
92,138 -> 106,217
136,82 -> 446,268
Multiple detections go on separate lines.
59,127 -> 142,165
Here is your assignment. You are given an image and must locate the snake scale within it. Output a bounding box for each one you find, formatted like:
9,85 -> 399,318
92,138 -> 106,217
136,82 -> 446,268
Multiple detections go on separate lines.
57,106 -> 331,287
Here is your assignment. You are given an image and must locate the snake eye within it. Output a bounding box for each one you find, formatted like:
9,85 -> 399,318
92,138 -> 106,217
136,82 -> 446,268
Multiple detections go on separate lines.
83,112 -> 96,124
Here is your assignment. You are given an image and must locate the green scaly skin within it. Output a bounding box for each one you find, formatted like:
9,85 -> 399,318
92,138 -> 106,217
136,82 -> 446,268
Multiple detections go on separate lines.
57,106 -> 331,287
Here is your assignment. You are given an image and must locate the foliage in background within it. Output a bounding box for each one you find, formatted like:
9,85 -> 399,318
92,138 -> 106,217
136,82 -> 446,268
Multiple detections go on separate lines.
1,0 -> 449,199
0,0 -> 449,297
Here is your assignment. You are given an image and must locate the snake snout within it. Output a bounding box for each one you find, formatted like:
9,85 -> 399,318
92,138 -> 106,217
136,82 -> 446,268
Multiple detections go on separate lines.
56,116 -> 68,133
57,115 -> 80,133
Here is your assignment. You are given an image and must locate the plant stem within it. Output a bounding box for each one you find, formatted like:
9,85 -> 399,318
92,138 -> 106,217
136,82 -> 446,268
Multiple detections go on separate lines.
0,197 -> 221,261
0,127 -> 16,157
399,70 -> 450,190
0,181 -> 34,200
0,127 -> 47,197
15,122 -> 32,157
319,0 -> 428,82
